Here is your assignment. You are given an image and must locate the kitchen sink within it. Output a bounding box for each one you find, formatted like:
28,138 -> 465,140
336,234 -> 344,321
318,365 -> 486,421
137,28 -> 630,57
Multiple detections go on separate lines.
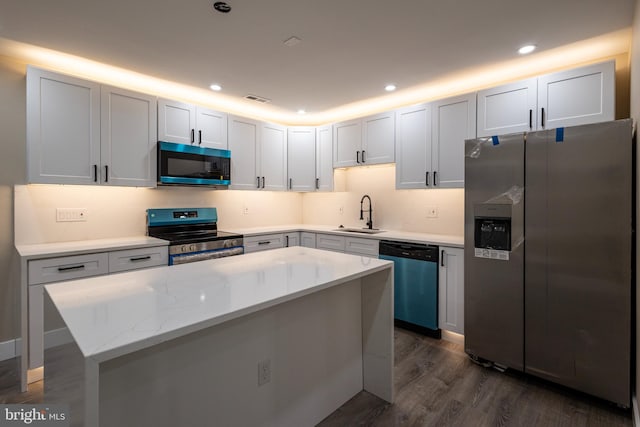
333,227 -> 385,234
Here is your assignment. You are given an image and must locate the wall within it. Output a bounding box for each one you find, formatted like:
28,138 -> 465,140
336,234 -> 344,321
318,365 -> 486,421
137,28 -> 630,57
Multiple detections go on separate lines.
0,56 -> 26,344
303,165 -> 463,237
14,185 -> 302,245
630,0 -> 640,423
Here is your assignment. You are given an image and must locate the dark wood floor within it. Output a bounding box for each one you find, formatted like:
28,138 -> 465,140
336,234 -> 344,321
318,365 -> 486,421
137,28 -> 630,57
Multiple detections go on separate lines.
0,328 -> 632,426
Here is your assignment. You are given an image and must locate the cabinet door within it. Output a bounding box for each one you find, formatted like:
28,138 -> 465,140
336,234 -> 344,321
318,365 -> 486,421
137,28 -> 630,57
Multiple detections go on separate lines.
316,125 -> 334,191
228,115 -> 260,190
316,234 -> 346,252
158,98 -> 196,145
477,78 -> 537,137
196,107 -> 228,149
284,232 -> 300,247
395,103 -> 432,189
300,232 -> 317,248
344,237 -> 379,257
287,127 -> 316,192
260,123 -> 288,191
537,61 -> 614,130
362,111 -> 395,165
27,67 -> 101,185
333,119 -> 361,167
438,247 -> 464,334
432,94 -> 476,189
101,86 -> 157,187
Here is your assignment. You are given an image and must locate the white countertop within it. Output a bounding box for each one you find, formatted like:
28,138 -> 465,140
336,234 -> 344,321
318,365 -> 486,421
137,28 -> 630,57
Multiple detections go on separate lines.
15,236 -> 169,260
44,247 -> 393,363
229,224 -> 464,248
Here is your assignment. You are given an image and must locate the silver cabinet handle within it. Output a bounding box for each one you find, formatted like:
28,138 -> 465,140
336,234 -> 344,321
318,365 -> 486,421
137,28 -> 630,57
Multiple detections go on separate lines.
289,178 -> 292,190
256,177 -> 260,188
316,178 -> 319,190
361,150 -> 366,163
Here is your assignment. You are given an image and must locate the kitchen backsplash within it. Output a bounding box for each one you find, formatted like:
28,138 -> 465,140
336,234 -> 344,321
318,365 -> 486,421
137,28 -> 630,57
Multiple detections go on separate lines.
303,165 -> 464,236
14,165 -> 463,245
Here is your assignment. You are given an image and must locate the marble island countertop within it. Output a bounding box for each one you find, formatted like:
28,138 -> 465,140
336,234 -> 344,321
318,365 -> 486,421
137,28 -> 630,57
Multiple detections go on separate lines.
44,247 -> 393,363
228,224 -> 464,248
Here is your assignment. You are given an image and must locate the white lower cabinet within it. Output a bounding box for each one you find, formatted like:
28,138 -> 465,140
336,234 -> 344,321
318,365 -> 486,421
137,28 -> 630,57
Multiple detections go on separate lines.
300,232 -> 317,248
284,232 -> 300,247
438,246 -> 464,334
315,233 -> 379,257
26,245 -> 168,372
316,234 -> 346,252
243,234 -> 285,253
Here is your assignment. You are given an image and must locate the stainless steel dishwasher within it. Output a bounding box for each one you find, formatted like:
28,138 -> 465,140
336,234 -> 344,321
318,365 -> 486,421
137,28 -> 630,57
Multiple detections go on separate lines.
379,240 -> 440,337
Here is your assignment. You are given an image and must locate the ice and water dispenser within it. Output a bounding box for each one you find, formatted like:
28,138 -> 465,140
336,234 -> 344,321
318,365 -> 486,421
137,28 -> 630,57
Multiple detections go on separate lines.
473,204 -> 513,260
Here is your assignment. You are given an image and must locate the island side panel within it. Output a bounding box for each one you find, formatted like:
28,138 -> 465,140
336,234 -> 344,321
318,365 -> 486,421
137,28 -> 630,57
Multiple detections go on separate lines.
98,279 -> 364,427
361,266 -> 394,403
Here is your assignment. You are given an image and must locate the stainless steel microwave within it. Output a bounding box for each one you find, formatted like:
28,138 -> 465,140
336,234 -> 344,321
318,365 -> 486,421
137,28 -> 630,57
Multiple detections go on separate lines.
158,141 -> 231,187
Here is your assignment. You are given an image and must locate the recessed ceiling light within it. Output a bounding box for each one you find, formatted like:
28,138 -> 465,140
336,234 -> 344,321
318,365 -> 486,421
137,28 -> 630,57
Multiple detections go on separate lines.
518,45 -> 536,55
384,84 -> 396,92
297,109 -> 306,115
209,84 -> 222,91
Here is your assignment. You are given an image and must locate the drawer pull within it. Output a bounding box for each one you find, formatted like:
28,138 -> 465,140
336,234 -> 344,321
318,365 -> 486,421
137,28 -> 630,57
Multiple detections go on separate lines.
258,241 -> 271,245
130,256 -> 152,262
57,264 -> 85,272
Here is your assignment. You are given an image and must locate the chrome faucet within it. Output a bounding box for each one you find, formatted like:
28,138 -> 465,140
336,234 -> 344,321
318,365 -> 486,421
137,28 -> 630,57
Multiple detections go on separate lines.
360,195 -> 373,229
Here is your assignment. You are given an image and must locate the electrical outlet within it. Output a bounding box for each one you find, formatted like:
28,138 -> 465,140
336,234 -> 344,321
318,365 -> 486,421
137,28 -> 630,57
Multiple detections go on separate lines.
243,206 -> 249,215
338,206 -> 344,215
258,359 -> 271,386
426,207 -> 438,218
56,208 -> 88,222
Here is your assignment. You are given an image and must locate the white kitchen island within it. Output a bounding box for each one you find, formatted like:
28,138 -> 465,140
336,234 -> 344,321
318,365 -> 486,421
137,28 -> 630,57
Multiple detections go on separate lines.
44,247 -> 394,427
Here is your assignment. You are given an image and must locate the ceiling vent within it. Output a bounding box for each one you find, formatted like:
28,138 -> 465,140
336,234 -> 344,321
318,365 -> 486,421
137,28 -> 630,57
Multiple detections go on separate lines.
244,94 -> 271,103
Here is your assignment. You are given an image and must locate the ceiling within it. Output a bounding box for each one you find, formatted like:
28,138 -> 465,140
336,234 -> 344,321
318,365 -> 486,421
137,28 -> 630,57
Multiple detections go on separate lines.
0,0 -> 635,123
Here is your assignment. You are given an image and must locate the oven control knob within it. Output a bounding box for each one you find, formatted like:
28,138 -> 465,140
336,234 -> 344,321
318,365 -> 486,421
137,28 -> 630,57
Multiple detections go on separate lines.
181,245 -> 188,253
224,240 -> 235,248
190,244 -> 197,252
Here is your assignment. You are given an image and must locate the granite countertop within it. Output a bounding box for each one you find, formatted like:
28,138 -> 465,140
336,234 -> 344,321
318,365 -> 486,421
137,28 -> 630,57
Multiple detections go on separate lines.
228,224 -> 464,248
44,247 -> 393,363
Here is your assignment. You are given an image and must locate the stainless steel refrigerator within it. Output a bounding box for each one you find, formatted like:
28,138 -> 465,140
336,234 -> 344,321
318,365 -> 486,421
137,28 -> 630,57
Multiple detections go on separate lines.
464,119 -> 633,407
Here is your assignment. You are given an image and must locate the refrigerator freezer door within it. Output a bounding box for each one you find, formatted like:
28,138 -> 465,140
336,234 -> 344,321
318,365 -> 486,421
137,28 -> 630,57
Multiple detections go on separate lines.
524,120 -> 632,406
464,133 -> 525,370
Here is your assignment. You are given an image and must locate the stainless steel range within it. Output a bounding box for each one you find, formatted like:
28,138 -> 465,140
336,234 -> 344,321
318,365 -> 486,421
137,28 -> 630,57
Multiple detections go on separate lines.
147,208 -> 243,265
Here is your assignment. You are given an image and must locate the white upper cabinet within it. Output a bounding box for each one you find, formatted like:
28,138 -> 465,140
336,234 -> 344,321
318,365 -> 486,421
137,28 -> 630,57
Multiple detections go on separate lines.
333,119 -> 361,167
228,115 -> 260,190
100,86 -> 157,187
196,107 -> 228,149
260,122 -> 288,191
361,111 -> 395,165
333,112 -> 395,168
27,67 -> 157,187
395,103 -> 432,189
478,60 -> 615,137
287,127 -> 316,192
477,78 -> 537,137
316,125 -> 334,191
537,60 -> 614,130
158,98 -> 227,149
431,93 -> 476,188
27,67 -> 101,185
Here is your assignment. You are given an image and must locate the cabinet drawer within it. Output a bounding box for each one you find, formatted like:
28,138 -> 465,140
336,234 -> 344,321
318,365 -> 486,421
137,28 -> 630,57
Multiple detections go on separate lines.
109,246 -> 168,273
28,253 -> 109,285
316,234 -> 346,252
244,233 -> 285,253
345,237 -> 379,257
